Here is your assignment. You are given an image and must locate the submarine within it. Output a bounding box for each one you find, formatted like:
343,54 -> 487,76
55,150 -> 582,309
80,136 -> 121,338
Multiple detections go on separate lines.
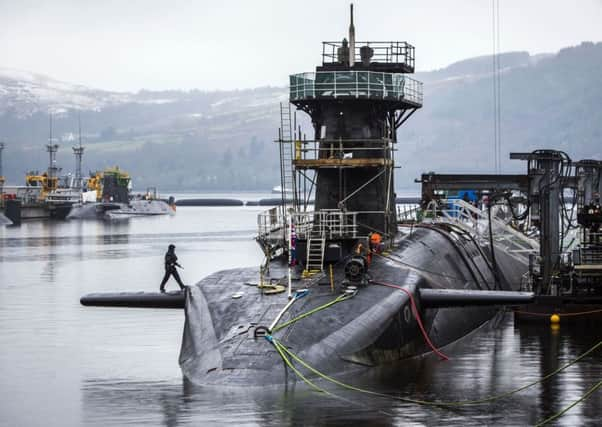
82,5 -> 535,387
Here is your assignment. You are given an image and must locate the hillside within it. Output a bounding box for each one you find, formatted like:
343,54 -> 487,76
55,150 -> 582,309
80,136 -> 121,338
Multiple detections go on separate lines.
1,42 -> 601,191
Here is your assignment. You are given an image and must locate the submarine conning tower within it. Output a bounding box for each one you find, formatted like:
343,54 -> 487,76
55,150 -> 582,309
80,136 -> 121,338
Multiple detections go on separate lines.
258,5 -> 423,274
286,5 -> 422,255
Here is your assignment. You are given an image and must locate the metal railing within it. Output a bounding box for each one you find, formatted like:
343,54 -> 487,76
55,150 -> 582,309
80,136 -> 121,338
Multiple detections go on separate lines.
425,199 -> 539,262
397,203 -> 421,222
292,210 -> 359,240
257,207 -> 285,239
257,208 -> 361,243
293,138 -> 394,162
578,246 -> 602,265
290,71 -> 423,105
3,185 -> 44,204
322,41 -> 415,69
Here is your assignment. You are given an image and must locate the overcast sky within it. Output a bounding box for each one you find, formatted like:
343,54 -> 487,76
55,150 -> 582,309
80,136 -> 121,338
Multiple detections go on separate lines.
1,0 -> 601,92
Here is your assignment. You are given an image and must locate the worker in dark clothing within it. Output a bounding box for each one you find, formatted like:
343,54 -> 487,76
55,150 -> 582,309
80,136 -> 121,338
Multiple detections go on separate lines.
160,244 -> 185,292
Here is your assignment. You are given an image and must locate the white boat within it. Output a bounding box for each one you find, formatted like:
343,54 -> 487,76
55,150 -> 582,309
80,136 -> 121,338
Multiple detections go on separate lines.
271,185 -> 293,194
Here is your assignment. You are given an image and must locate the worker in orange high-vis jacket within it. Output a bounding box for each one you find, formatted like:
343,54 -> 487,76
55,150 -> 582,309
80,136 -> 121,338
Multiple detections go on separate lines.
368,232 -> 383,263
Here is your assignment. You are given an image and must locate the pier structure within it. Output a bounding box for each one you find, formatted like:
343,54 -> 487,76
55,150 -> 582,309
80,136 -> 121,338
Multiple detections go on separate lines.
510,151 -> 566,294
260,4 -> 423,274
417,149 -> 602,308
571,159 -> 602,292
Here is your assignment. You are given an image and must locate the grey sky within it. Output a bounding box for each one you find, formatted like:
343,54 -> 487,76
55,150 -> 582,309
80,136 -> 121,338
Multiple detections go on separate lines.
1,0 -> 601,92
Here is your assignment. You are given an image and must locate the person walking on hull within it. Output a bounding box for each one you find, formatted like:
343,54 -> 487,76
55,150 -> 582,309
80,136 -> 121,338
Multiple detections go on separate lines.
160,244 -> 185,292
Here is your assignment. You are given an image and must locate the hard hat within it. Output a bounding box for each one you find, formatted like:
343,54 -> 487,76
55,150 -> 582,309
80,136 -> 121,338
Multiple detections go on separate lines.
370,233 -> 381,243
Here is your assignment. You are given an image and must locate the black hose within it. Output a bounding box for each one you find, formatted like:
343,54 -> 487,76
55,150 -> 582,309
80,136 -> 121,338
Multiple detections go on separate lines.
487,200 -> 501,290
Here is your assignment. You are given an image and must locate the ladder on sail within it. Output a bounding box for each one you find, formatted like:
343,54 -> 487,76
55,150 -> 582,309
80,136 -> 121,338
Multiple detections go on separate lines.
305,237 -> 326,274
279,103 -> 297,211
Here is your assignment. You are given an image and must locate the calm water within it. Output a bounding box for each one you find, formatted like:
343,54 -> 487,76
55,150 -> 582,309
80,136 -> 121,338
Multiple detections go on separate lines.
1,196 -> 600,426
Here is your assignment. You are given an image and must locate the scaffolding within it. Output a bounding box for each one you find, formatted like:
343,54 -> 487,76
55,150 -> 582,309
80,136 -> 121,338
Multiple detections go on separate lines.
257,17 -> 423,276
258,118 -> 398,265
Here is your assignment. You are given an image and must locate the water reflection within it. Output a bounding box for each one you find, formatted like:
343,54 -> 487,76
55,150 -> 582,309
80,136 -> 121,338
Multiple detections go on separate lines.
1,206 -> 600,426
80,314 -> 601,426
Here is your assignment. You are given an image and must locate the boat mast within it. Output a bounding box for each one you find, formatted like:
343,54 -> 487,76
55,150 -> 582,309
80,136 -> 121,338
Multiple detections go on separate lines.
73,114 -> 85,189
46,114 -> 59,192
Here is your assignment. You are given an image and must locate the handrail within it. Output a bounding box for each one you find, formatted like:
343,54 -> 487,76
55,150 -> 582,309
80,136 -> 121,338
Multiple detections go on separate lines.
257,208 -> 363,243
292,210 -> 360,240
322,41 -> 415,69
290,71 -> 423,105
425,199 -> 539,263
292,138 -> 394,162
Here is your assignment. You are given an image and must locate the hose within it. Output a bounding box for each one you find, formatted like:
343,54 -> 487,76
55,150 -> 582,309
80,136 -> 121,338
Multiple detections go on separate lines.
271,294 -> 352,333
370,280 -> 449,361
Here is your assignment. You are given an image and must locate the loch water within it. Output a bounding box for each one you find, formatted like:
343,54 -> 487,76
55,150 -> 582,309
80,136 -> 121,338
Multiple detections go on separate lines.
1,195 -> 600,426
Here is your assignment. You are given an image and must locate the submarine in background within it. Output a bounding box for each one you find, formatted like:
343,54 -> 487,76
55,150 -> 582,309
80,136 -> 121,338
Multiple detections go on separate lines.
82,5 -> 535,386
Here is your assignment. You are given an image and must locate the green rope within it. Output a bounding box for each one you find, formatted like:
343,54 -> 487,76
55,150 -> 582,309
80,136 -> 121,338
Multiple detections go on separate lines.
274,338 -> 602,407
272,294 -> 351,333
271,338 -> 396,417
271,338 -> 327,394
535,380 -> 602,426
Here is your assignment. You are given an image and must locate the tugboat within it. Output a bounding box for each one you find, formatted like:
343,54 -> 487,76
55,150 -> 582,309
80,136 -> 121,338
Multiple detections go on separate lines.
20,143 -> 81,219
82,5 -> 534,387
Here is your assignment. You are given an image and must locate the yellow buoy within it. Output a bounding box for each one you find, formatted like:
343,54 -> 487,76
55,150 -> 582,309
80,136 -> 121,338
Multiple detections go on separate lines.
550,313 -> 560,324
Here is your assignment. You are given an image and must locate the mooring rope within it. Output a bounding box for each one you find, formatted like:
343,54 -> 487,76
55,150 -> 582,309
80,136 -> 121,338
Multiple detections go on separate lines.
271,293 -> 352,333
267,337 -> 601,409
514,308 -> 602,318
266,335 -> 395,417
535,380 -> 602,426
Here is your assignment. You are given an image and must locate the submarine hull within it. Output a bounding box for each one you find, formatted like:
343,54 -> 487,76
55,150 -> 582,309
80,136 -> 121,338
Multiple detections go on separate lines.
67,200 -> 174,219
179,225 -> 528,386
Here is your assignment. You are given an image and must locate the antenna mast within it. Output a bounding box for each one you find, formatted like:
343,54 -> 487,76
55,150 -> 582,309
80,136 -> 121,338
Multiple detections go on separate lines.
349,3 -> 355,67
73,114 -> 85,188
46,114 -> 59,187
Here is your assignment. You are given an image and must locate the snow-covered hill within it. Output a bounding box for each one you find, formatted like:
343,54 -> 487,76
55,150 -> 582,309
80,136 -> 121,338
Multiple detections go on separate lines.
0,67 -> 290,119
1,43 -> 600,192
0,67 -> 136,117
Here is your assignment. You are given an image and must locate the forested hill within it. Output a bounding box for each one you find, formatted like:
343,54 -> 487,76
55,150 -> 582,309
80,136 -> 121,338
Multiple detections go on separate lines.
1,41 -> 601,191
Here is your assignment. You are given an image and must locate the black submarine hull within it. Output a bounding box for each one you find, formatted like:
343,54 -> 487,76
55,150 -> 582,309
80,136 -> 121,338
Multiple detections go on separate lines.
179,225 -> 529,386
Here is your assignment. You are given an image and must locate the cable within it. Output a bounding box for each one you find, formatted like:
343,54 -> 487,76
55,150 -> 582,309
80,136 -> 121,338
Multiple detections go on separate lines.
268,335 -> 396,417
487,199 -> 501,289
514,307 -> 602,317
272,294 -> 351,333
269,338 -> 601,408
535,380 -> 602,427
371,280 -> 449,360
